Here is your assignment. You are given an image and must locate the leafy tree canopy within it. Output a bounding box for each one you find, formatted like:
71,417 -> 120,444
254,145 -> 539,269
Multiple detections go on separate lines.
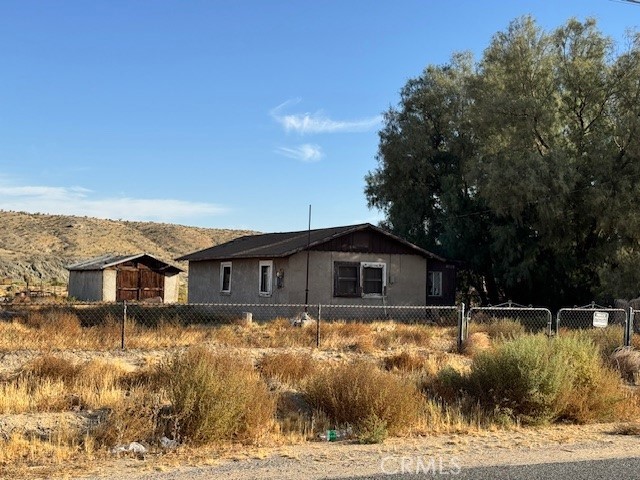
365,16 -> 640,308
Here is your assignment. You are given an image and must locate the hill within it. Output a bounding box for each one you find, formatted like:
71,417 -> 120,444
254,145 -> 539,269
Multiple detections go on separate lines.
0,210 -> 256,288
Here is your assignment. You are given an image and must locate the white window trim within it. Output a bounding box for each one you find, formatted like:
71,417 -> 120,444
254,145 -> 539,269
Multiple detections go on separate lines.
220,261 -> 232,294
428,271 -> 443,297
360,262 -> 387,298
258,260 -> 273,296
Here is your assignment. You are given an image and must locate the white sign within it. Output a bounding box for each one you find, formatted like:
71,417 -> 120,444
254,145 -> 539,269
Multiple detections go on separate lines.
593,311 -> 609,328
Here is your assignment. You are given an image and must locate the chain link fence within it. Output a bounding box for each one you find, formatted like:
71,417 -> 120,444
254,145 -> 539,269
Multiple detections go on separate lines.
465,302 -> 553,337
0,301 -> 461,351
556,304 -> 631,347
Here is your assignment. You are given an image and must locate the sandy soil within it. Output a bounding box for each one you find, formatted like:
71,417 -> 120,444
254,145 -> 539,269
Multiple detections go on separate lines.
70,423 -> 640,479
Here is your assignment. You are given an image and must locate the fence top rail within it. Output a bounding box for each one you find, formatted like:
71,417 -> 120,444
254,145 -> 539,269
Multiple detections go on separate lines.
1,302 -> 460,310
557,307 -> 627,313
468,306 -> 551,312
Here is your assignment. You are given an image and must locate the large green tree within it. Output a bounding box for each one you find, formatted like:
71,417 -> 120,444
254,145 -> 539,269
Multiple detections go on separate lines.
366,17 -> 640,308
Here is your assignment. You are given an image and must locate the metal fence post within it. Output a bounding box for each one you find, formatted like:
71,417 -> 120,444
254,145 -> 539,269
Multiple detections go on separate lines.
457,302 -> 465,353
626,306 -> 634,347
316,304 -> 321,348
121,300 -> 126,350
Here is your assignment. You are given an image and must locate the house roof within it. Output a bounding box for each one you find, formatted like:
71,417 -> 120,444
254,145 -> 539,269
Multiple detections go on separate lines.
66,253 -> 183,274
175,223 -> 445,262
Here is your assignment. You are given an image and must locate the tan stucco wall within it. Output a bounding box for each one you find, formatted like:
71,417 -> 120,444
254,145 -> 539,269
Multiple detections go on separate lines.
187,258 -> 290,303
186,252 -> 427,305
102,270 -> 117,302
68,270 -> 104,302
163,274 -> 180,303
288,251 -> 427,305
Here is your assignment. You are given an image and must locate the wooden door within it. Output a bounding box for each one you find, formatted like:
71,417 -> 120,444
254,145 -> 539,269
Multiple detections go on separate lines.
116,266 -> 165,301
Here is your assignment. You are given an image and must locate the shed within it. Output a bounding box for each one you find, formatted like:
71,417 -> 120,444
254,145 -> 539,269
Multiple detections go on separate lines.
66,253 -> 182,303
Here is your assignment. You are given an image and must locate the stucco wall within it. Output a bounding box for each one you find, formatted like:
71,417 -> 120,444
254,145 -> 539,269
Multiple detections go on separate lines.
68,271 -> 104,302
187,258 -> 290,303
163,274 -> 180,303
102,270 -> 117,302
288,251 -> 427,305
186,252 -> 427,306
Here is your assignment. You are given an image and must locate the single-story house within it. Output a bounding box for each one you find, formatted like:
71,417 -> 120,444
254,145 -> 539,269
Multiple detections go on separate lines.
66,253 -> 183,303
176,223 -> 455,306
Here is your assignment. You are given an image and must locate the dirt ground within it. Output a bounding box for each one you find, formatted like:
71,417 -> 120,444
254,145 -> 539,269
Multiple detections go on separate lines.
64,422 -> 640,480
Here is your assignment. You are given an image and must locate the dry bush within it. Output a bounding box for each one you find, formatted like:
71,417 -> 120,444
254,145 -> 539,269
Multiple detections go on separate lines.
304,362 -> 424,438
92,388 -> 160,447
462,332 -> 491,357
21,354 -> 79,383
257,352 -> 316,386
160,346 -> 276,445
383,351 -> 426,372
378,323 -> 434,348
579,326 -> 626,359
611,347 -> 640,384
0,376 -> 69,413
469,318 -> 526,340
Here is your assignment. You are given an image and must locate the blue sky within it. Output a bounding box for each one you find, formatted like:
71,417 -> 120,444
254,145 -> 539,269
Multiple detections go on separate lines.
0,1 -> 638,232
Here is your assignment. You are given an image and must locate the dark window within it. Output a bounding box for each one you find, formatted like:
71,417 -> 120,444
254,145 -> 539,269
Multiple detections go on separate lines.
334,262 -> 359,297
220,262 -> 232,293
259,261 -> 272,295
362,265 -> 384,295
428,271 -> 442,297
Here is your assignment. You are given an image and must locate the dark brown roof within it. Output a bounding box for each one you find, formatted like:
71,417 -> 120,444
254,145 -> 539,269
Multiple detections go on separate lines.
175,223 -> 444,262
67,253 -> 183,274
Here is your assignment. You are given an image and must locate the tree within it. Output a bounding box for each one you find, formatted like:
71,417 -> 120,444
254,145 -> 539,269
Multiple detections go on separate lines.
366,16 -> 640,308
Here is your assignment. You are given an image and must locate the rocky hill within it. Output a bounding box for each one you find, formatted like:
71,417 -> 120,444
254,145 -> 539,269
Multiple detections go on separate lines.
0,210 -> 255,287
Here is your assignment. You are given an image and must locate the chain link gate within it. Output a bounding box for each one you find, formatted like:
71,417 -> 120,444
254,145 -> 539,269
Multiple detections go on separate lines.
556,303 -> 630,347
463,301 -> 553,345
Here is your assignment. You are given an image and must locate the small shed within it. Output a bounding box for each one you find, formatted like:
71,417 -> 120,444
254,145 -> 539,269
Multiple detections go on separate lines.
66,253 -> 182,303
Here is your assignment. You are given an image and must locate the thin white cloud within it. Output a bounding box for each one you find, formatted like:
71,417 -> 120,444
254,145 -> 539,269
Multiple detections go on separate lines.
0,183 -> 228,222
275,144 -> 323,162
270,100 -> 382,135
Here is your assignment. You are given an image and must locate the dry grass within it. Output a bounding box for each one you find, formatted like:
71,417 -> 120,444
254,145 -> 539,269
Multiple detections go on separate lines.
304,362 -> 424,437
159,346 -> 276,445
462,332 -> 492,357
610,347 -> 640,384
257,352 -> 317,386
469,318 -> 526,340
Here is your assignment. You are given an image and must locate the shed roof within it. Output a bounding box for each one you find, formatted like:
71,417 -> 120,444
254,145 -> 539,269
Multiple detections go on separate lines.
176,223 -> 445,262
66,253 -> 183,274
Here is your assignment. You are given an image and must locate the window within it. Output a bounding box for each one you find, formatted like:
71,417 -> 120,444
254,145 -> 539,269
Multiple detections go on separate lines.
333,261 -> 387,297
259,260 -> 273,296
362,262 -> 386,296
428,271 -> 442,297
334,262 -> 360,297
220,262 -> 232,293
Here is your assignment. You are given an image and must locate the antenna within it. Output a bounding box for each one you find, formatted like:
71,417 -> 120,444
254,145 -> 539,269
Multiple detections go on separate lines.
304,205 -> 311,311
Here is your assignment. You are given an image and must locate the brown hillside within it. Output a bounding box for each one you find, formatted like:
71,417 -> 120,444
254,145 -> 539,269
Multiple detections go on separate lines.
0,210 -> 256,285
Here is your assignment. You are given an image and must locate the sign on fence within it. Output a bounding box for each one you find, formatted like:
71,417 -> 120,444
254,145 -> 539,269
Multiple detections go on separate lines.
593,311 -> 609,328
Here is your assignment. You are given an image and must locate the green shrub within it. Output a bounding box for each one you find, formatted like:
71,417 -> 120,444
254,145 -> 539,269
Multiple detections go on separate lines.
460,334 -> 621,425
160,346 -> 275,445
304,362 -> 424,436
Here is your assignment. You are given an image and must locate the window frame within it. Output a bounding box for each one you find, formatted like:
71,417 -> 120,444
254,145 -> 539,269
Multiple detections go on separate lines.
258,260 -> 273,296
428,270 -> 443,297
333,261 -> 360,297
333,261 -> 387,298
220,261 -> 232,294
361,262 -> 387,297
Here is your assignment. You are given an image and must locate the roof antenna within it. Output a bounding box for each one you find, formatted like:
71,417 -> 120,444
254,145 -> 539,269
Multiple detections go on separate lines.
304,205 -> 312,311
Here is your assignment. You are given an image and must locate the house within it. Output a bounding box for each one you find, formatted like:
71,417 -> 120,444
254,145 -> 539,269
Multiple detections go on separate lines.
176,223 -> 455,306
66,253 -> 183,303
